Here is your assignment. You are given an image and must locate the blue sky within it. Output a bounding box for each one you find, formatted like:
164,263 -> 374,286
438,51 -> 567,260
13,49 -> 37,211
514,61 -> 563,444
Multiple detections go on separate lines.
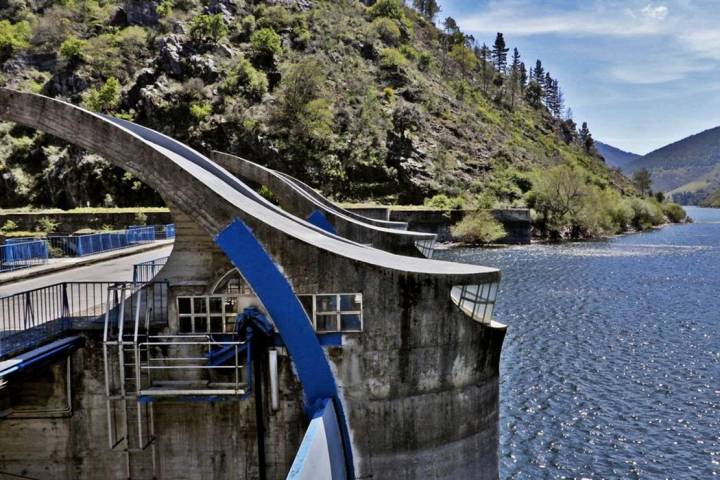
436,0 -> 720,154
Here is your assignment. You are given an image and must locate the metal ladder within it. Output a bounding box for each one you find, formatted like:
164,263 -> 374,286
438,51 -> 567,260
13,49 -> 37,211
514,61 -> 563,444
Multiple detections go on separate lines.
103,283 -> 158,480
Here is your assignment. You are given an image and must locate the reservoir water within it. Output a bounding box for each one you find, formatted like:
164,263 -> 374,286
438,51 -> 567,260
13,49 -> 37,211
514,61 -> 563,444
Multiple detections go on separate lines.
435,206 -> 719,479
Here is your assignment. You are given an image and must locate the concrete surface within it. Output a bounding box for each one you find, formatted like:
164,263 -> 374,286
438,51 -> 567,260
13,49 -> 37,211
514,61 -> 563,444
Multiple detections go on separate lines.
0,89 -> 505,480
0,240 -> 173,292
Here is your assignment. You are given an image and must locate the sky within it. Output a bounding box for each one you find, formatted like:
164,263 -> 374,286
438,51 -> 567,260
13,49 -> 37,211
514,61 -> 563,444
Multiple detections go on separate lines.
436,0 -> 720,154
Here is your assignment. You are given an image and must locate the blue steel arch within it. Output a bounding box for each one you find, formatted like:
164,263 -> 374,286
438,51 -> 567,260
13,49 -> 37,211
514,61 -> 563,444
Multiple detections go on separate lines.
214,219 -> 353,478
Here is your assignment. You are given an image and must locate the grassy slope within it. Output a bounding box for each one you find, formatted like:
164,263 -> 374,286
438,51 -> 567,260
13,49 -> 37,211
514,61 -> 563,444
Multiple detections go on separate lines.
0,0 -> 633,209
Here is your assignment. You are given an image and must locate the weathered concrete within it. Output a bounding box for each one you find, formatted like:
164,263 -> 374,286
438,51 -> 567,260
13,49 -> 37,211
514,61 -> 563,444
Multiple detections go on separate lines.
209,152 -> 437,258
0,90 -> 505,480
388,208 -> 532,245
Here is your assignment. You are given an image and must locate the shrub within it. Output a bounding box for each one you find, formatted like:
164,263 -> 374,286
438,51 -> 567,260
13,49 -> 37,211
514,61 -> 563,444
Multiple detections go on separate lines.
0,20 -> 30,58
274,58 -> 325,128
368,0 -> 405,21
250,27 -> 282,60
298,98 -> 334,142
449,44 -> 478,74
59,36 -> 86,60
190,14 -> 228,44
239,15 -> 256,36
83,77 -> 121,113
371,17 -> 401,46
383,86 -> 395,100
36,216 -> 59,233
256,6 -> 294,30
399,44 -> 419,61
133,212 -> 147,225
424,194 -> 464,210
418,51 -> 434,72
662,202 -> 687,223
156,0 -> 174,17
292,26 -> 310,49
379,47 -> 409,71
451,211 -> 506,244
1,220 -> 18,233
189,102 -> 212,121
628,197 -> 665,230
258,185 -> 278,204
223,57 -> 268,100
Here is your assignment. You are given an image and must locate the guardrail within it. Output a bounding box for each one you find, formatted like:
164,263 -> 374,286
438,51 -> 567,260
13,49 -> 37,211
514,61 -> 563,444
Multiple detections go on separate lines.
0,281 -> 168,357
0,239 -> 49,273
133,257 -> 168,284
44,224 -> 170,258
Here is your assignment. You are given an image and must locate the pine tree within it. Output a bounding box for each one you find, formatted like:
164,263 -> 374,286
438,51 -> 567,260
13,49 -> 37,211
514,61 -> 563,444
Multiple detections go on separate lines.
533,59 -> 545,87
509,47 -> 522,109
443,16 -> 465,46
578,122 -> 594,153
491,32 -> 509,73
519,62 -> 528,92
412,0 -> 440,22
476,43 -> 493,93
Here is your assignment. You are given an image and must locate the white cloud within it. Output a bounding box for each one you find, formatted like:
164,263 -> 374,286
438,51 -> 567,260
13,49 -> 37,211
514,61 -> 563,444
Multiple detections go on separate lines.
453,0 -> 720,83
640,3 -> 670,19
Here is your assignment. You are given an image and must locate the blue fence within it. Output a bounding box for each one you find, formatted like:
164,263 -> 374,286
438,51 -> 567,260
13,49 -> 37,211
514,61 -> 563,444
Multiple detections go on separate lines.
0,240 -> 49,273
127,225 -> 156,244
164,224 -> 175,239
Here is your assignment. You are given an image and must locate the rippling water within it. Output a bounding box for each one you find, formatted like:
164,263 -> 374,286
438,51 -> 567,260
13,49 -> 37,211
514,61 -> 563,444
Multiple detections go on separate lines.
435,206 -> 719,479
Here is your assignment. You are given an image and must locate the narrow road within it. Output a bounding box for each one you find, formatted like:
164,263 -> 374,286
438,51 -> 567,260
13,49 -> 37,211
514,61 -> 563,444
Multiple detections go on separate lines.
0,245 -> 173,297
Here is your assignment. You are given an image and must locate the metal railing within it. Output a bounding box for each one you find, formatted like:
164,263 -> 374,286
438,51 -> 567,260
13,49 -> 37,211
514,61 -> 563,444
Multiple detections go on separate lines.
153,224 -> 175,240
0,281 -> 168,357
0,239 -> 49,272
45,224 -> 171,258
133,257 -> 168,284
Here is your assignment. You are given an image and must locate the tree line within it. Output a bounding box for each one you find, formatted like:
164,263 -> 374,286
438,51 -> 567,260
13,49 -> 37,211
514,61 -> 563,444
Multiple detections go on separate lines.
406,0 -> 596,154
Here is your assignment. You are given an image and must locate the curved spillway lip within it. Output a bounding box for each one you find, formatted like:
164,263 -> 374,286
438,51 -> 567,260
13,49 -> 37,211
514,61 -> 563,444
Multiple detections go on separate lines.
104,116 -> 494,276
272,170 -> 409,230
210,150 -> 432,240
272,170 -> 431,239
1,92 -> 497,278
103,116 -> 367,249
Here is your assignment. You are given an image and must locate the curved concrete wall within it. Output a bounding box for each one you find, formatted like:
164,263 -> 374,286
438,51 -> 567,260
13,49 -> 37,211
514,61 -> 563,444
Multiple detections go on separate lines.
0,89 -> 505,479
210,151 -> 435,258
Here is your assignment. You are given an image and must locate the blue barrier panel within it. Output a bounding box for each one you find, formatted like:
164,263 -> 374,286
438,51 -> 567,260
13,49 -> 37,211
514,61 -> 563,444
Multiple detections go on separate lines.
0,239 -> 49,272
165,224 -> 175,239
127,226 -> 156,244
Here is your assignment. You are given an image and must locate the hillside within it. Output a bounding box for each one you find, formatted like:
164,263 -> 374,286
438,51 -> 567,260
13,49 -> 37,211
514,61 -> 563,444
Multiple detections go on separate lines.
0,0 -> 632,211
626,126 -> 720,204
595,141 -> 639,171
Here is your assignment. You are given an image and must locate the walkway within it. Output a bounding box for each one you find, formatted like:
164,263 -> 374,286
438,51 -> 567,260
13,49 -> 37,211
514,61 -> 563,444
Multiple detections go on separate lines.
0,243 -> 173,297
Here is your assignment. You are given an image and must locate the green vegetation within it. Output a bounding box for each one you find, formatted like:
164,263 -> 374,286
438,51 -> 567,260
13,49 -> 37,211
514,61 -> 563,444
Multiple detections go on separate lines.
424,194 -> 465,210
0,0 -> 647,231
223,57 -> 268,100
527,164 -> 685,239
0,20 -> 30,59
451,211 -> 506,244
59,36 -> 87,60
190,14 -> 228,44
36,216 -> 59,233
250,27 -> 282,60
83,77 -> 121,113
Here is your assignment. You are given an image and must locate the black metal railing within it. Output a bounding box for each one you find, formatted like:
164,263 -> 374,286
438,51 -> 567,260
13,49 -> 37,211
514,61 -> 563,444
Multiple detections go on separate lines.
0,281 -> 168,357
132,257 -> 168,284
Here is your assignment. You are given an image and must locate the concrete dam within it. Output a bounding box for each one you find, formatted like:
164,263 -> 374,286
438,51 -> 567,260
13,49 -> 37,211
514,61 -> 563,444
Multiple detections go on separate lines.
0,89 -> 506,479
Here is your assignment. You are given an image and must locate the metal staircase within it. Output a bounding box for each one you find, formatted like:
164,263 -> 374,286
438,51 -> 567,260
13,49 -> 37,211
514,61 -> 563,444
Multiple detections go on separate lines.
102,282 -> 250,479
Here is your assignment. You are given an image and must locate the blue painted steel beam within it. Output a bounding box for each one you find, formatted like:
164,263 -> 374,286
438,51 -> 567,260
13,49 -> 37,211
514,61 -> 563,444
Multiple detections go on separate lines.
0,336 -> 82,379
214,219 -> 353,478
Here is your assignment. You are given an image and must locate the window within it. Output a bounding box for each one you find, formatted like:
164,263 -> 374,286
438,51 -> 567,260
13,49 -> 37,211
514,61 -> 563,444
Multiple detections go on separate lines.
297,293 -> 363,333
177,295 -> 239,334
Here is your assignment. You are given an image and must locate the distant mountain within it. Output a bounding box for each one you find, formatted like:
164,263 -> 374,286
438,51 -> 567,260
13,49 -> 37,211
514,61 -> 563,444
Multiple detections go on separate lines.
595,142 -> 641,170
625,126 -> 720,205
